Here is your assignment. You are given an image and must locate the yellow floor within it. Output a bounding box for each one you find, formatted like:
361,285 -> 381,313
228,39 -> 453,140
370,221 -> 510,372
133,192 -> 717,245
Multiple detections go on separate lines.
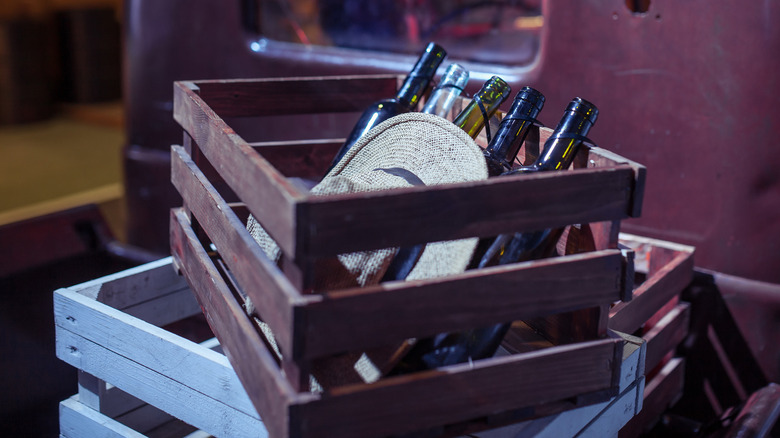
0,104 -> 126,239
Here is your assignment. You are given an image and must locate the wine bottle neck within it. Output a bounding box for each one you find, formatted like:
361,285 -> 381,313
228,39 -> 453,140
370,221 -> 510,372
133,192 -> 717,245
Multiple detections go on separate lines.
483,118 -> 534,175
397,43 -> 446,109
422,63 -> 469,117
523,97 -> 597,172
453,76 -> 511,139
535,116 -> 595,171
397,75 -> 433,109
483,86 -> 544,175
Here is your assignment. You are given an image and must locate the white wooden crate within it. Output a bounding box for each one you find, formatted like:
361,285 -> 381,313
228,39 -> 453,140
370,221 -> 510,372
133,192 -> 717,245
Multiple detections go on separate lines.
54,258 -> 645,438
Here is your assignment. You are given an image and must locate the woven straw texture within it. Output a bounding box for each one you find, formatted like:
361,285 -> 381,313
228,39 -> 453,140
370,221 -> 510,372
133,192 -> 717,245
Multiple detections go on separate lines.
247,112 -> 488,289
246,112 -> 488,388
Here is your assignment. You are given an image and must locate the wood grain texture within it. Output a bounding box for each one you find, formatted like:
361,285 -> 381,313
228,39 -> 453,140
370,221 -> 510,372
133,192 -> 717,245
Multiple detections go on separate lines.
60,396 -> 147,438
54,288 -> 258,420
299,165 -> 637,258
57,328 -> 263,437
118,287 -> 201,328
452,335 -> 644,438
296,250 -> 627,359
173,82 -> 305,256
609,249 -> 694,334
643,303 -> 690,373
193,75 -> 401,118
290,339 -> 622,438
250,139 -> 342,178
587,147 -> 647,218
526,305 -> 610,345
77,372 -> 146,418
54,310 -> 263,437
171,147 -> 302,357
170,208 -> 307,438
67,256 -> 187,308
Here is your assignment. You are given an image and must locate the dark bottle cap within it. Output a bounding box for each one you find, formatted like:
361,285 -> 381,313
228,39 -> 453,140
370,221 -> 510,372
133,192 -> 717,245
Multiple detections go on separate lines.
507,97 -> 598,174
398,42 -> 447,108
562,97 -> 599,128
484,85 -> 545,175
407,42 -> 447,79
479,76 -> 511,101
510,86 -> 546,117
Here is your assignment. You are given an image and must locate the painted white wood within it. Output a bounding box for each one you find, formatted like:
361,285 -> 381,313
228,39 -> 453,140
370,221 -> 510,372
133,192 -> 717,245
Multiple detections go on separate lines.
199,337 -> 223,354
77,371 -> 104,411
56,327 -> 265,438
79,371 -> 150,418
60,395 -> 148,438
68,257 -> 188,310
56,258 -> 647,438
54,288 -> 258,419
575,378 -> 645,438
77,337 -> 227,420
612,331 -> 646,395
182,431 -> 213,438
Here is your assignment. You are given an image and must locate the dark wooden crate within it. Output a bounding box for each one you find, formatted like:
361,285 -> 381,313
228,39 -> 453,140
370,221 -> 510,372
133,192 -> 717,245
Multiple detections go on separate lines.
612,234 -> 695,437
170,75 -> 647,438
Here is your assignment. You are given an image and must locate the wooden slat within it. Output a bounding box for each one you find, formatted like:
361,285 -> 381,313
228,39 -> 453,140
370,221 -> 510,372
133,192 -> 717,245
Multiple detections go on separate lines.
171,147 -> 301,357
68,256 -> 188,309
170,208 -> 312,438
77,372 -> 147,419
173,82 -> 305,257
526,305 -> 612,346
54,288 -> 259,421
609,249 -> 694,334
299,165 -> 637,258
77,375 -> 198,436
119,286 -> 201,328
619,358 -> 685,438
643,303 -> 690,372
0,204 -> 108,277
189,138 -> 339,186
193,75 -> 401,117
467,334 -> 644,437
55,326 -> 263,438
111,402 -> 182,436
587,147 -> 647,218
290,338 -> 622,438
60,396 -> 146,438
250,138 -> 342,178
296,250 -> 627,359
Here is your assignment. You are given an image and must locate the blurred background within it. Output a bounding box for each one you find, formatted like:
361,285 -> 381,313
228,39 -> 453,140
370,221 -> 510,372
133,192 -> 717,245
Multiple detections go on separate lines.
1,0 -> 778,436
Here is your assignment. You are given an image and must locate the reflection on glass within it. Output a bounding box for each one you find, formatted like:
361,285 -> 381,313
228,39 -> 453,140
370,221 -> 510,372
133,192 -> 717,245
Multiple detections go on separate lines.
248,0 -> 542,65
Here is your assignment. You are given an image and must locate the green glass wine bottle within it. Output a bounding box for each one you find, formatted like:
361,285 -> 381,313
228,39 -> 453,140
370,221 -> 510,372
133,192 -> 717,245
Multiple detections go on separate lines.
453,75 -> 511,140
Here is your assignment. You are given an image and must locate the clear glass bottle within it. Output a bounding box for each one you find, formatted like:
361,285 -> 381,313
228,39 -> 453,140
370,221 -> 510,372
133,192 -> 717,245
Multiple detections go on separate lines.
421,63 -> 469,118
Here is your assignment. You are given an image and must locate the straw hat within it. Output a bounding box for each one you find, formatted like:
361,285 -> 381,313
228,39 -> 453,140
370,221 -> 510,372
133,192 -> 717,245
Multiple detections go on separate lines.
248,111 -> 488,290
247,112 -> 489,388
